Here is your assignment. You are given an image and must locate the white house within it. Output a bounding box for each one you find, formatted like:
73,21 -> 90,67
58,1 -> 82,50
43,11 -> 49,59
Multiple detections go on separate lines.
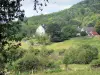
36,25 -> 46,36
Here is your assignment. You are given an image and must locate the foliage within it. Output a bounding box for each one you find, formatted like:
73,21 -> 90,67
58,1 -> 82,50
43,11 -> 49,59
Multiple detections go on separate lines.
0,0 -> 25,71
63,44 -> 98,65
11,70 -> 100,75
33,0 -> 49,12
22,0 -> 100,38
95,20 -> 100,34
0,0 -> 49,71
81,31 -> 87,36
4,47 -> 25,63
61,25 -> 77,40
12,48 -> 58,72
90,59 -> 100,68
35,34 -> 50,45
46,23 -> 63,42
59,49 -> 65,55
13,53 -> 41,71
0,53 -> 5,71
46,24 -> 78,42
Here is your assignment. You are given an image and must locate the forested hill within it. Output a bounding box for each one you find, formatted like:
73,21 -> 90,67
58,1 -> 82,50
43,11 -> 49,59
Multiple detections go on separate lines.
22,0 -> 100,36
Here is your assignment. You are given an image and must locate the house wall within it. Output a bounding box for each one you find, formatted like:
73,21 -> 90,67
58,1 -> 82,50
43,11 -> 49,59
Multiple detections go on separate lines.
36,25 -> 46,36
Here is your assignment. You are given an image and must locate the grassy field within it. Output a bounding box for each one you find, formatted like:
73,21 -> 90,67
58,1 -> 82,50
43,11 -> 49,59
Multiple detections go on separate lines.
11,64 -> 100,75
12,36 -> 100,75
33,70 -> 100,75
21,36 -> 100,51
14,70 -> 100,75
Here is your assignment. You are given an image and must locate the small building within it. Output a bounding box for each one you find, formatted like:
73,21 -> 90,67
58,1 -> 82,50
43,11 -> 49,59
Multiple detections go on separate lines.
36,24 -> 46,36
83,27 -> 99,36
77,26 -> 99,36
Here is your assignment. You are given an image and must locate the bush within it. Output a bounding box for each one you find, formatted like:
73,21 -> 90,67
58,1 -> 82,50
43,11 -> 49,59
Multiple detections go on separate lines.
46,23 -> 63,42
29,39 -> 34,45
61,25 -> 77,40
4,48 -> 25,62
63,47 -> 78,65
59,49 -> 65,55
81,31 -> 87,36
50,34 -> 64,42
63,44 -> 98,65
47,61 -> 59,69
35,35 -> 50,45
40,47 -> 54,56
29,47 -> 40,55
90,59 -> 100,68
0,53 -> 5,71
13,49 -> 58,72
47,50 -> 54,55
13,53 -> 40,71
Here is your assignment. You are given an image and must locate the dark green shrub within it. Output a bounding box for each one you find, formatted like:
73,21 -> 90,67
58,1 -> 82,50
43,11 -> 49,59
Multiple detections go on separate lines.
47,61 -> 59,69
90,59 -> 100,68
46,23 -> 63,42
50,34 -> 63,42
0,53 -> 5,71
13,53 -> 40,71
81,31 -> 87,36
63,44 -> 98,65
61,25 -> 77,40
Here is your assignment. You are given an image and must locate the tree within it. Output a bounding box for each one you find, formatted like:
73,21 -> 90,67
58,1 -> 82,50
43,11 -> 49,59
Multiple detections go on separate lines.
0,0 -> 49,72
46,23 -> 63,42
33,0 -> 49,12
0,0 -> 25,49
61,25 -> 77,40
95,21 -> 100,34
63,44 -> 98,65
0,0 -> 25,71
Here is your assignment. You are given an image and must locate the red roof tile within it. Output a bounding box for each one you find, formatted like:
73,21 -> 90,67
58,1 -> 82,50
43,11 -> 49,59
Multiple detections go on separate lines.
91,31 -> 99,35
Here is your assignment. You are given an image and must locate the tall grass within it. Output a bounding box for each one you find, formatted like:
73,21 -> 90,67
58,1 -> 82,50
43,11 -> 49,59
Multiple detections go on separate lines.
12,70 -> 100,75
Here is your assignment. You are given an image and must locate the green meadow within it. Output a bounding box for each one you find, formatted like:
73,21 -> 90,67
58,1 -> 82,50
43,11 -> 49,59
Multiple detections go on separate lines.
9,36 -> 99,75
21,36 -> 100,51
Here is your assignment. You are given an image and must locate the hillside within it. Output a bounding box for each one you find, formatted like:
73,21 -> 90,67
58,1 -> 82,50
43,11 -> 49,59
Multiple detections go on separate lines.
21,0 -> 100,36
21,37 -> 100,52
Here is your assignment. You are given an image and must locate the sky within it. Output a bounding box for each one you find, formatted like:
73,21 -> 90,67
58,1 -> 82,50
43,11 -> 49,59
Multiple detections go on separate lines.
21,0 -> 83,17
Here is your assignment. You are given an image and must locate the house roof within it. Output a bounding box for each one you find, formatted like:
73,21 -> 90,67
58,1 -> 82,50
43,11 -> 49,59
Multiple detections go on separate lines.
91,31 -> 99,35
77,26 -> 99,36
84,27 -> 99,36
42,24 -> 46,30
84,27 -> 96,32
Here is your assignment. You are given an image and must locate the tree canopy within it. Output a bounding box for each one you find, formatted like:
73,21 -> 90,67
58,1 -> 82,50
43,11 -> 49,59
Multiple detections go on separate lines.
95,20 -> 100,34
0,0 -> 49,72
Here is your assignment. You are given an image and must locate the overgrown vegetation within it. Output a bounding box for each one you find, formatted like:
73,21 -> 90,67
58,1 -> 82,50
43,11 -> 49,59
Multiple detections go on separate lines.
90,59 -> 100,68
63,44 -> 98,65
6,47 -> 61,72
